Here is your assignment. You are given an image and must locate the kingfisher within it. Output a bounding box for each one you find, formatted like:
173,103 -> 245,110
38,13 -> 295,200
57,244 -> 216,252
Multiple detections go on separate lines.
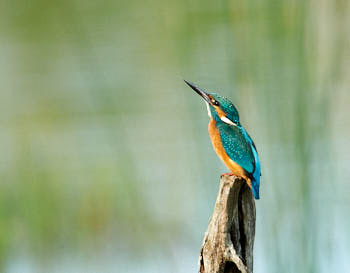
185,80 -> 261,199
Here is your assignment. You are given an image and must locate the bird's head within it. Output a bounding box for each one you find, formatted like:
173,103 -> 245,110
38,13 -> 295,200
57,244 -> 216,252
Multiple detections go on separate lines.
185,80 -> 240,126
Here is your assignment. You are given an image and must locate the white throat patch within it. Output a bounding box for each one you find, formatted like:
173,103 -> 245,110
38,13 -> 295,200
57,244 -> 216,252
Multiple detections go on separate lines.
220,116 -> 236,126
205,102 -> 212,118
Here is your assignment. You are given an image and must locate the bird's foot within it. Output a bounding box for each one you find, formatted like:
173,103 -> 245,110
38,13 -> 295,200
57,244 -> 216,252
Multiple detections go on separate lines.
220,172 -> 234,178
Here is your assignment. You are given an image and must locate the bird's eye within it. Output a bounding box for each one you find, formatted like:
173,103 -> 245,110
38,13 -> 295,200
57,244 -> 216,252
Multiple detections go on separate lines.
212,100 -> 219,106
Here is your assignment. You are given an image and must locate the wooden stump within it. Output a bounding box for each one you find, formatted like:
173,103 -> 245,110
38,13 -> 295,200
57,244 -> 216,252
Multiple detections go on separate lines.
198,175 -> 256,273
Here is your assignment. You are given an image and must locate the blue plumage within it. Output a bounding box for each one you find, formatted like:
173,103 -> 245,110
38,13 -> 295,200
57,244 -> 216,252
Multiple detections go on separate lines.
217,121 -> 260,199
217,123 -> 255,174
241,127 -> 261,199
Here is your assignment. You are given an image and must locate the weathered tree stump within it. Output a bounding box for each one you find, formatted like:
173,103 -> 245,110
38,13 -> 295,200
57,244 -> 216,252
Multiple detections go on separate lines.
198,175 -> 256,273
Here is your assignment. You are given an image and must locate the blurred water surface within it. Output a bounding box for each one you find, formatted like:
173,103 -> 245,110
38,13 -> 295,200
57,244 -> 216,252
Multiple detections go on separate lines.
1,0 -> 350,272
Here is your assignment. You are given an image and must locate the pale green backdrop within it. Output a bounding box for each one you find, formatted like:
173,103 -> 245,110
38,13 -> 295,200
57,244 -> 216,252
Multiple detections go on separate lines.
0,0 -> 349,272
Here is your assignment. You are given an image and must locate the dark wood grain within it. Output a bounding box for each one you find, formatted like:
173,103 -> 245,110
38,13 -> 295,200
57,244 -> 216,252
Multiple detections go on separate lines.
199,175 -> 256,273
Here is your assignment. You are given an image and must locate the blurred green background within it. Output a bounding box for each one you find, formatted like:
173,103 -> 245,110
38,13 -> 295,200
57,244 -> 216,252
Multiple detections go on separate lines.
1,0 -> 349,272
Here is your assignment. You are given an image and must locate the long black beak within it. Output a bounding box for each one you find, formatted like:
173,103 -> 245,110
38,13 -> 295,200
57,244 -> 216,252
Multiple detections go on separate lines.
184,80 -> 211,104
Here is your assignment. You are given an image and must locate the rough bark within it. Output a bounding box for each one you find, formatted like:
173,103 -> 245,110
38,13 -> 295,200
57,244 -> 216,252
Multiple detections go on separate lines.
198,175 -> 256,273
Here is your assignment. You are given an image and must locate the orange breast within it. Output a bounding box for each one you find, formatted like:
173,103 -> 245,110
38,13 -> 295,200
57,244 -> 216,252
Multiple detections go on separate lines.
208,119 -> 251,184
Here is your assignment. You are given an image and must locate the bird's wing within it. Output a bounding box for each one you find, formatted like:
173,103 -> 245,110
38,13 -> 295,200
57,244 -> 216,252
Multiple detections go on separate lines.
217,123 -> 256,176
243,130 -> 261,177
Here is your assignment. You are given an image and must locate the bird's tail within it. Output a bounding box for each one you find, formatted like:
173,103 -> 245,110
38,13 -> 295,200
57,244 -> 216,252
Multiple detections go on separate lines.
251,178 -> 260,200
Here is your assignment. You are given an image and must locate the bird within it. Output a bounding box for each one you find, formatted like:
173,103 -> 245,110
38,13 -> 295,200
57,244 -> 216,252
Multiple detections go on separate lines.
185,80 -> 261,199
